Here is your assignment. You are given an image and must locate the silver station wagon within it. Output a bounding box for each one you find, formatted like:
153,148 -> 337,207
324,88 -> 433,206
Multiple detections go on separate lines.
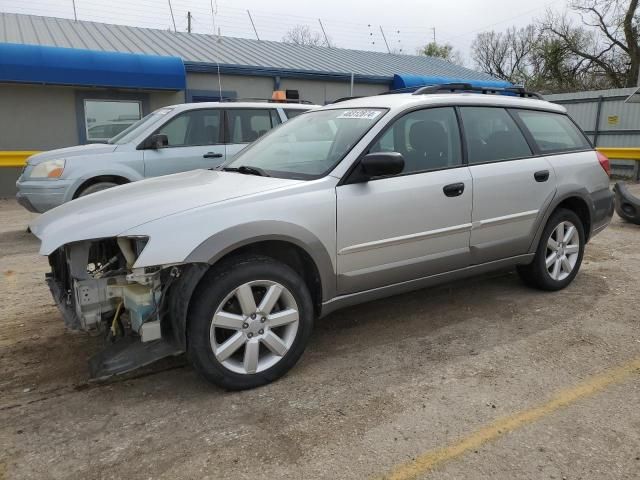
16,101 -> 315,213
31,84 -> 614,390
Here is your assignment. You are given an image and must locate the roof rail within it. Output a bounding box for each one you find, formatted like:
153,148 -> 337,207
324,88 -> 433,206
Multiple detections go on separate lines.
219,97 -> 315,104
328,96 -> 364,104
411,83 -> 544,99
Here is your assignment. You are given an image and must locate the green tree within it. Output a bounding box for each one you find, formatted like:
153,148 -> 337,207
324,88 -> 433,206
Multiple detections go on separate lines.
419,42 -> 463,65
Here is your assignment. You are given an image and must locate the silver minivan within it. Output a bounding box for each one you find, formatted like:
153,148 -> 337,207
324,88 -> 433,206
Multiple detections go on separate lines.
16,102 -> 315,212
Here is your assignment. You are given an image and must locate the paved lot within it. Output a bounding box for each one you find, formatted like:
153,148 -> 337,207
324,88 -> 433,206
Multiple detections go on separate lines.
1,193 -> 639,480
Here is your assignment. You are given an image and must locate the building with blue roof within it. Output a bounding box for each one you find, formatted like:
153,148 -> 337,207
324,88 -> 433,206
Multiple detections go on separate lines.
0,12 -> 505,194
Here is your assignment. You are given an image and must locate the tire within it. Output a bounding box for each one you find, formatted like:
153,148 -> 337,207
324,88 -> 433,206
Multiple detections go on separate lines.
77,181 -> 119,197
517,208 -> 585,291
187,255 -> 314,390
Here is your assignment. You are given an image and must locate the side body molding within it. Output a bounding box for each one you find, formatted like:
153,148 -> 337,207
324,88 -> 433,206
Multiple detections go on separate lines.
185,220 -> 337,302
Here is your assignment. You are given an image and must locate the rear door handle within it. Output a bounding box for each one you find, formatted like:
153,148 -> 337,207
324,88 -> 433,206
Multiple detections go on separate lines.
443,182 -> 465,197
534,170 -> 550,182
203,152 -> 223,159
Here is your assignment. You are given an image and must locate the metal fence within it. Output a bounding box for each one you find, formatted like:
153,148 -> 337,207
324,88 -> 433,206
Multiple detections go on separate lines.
546,88 -> 640,180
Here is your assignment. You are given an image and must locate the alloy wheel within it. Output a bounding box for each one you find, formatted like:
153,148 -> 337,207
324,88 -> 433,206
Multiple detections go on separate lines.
545,220 -> 580,281
209,280 -> 299,375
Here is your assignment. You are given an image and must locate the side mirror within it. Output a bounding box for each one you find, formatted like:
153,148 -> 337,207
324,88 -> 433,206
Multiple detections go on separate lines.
360,152 -> 404,179
145,133 -> 169,150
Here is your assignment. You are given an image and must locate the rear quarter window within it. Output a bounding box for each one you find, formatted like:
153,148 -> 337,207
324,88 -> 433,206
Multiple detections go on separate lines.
512,109 -> 591,153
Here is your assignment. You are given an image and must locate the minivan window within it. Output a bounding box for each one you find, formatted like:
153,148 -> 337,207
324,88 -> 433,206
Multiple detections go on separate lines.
370,107 -> 462,174
460,107 -> 532,164
225,108 -> 386,179
108,108 -> 173,145
227,109 -> 277,143
156,109 -> 222,147
512,109 -> 591,153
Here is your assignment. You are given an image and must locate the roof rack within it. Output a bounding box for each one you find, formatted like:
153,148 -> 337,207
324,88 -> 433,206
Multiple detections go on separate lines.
411,83 -> 544,99
219,97 -> 315,104
329,96 -> 364,104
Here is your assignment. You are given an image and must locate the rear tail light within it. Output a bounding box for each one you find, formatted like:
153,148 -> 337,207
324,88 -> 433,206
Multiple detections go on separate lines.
596,151 -> 611,177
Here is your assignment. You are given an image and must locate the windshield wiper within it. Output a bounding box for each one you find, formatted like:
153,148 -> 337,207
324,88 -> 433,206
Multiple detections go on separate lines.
222,165 -> 270,177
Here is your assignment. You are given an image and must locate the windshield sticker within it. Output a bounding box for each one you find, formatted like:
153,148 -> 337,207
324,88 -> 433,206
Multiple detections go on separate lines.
337,110 -> 382,120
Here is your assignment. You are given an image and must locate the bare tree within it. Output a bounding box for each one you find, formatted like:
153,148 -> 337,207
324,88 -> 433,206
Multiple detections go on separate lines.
472,26 -> 538,84
282,25 -> 330,47
542,0 -> 639,87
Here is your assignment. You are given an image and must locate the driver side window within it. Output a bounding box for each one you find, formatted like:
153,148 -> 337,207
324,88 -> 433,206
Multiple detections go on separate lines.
370,107 -> 462,174
156,109 -> 221,147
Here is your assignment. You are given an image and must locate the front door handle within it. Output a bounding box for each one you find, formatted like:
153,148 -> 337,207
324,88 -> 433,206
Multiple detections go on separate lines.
443,182 -> 465,197
203,152 -> 223,159
534,170 -> 550,182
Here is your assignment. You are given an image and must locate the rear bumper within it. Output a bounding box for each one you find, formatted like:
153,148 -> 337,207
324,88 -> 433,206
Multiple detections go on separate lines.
590,187 -> 614,238
15,178 -> 72,213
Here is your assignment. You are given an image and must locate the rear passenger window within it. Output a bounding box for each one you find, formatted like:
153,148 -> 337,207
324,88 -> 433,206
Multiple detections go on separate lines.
369,107 -> 462,174
512,110 -> 590,153
227,109 -> 276,143
460,107 -> 531,164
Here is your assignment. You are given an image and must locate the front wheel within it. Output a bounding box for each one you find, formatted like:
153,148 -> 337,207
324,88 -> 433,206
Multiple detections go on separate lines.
187,255 -> 314,390
77,181 -> 119,197
517,208 -> 585,291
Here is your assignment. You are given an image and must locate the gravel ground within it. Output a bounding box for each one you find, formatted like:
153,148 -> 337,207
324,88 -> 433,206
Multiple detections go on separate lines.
1,191 -> 639,480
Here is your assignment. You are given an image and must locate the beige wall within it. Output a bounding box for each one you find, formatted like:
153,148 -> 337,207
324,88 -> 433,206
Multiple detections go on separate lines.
149,90 -> 185,110
279,78 -> 387,105
0,84 -> 78,150
0,84 -> 184,151
186,72 -> 389,105
187,73 -> 274,99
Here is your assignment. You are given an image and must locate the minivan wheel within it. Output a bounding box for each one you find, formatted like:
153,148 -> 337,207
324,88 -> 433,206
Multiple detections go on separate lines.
77,181 -> 119,197
517,208 -> 585,291
187,255 -> 314,390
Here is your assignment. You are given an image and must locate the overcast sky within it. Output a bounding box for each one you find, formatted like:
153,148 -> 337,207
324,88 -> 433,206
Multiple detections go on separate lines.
0,0 -> 569,64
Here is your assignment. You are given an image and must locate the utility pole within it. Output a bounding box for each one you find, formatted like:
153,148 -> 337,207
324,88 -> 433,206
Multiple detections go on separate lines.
247,10 -> 260,40
379,26 -> 391,53
187,11 -> 192,33
210,0 -> 216,33
168,0 -> 176,32
432,27 -> 436,43
72,0 -> 77,21
318,19 -> 331,48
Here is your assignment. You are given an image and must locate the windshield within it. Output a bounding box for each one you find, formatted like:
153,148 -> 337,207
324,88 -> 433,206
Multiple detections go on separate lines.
108,107 -> 175,145
225,108 -> 387,179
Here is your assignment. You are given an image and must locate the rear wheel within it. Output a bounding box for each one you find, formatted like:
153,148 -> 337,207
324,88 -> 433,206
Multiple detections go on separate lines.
517,208 -> 585,291
77,181 -> 119,197
187,255 -> 314,390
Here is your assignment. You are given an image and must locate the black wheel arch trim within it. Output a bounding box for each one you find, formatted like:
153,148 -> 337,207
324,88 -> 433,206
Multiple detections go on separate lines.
184,221 -> 336,302
528,186 -> 611,254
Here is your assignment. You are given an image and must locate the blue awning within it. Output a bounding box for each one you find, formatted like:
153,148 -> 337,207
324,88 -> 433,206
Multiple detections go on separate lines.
0,43 -> 186,90
392,73 -> 511,91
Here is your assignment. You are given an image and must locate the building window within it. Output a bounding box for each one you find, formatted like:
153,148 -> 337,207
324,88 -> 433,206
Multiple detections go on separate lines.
84,99 -> 142,142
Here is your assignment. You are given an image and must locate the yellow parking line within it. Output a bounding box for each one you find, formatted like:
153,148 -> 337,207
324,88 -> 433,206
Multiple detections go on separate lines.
379,357 -> 640,480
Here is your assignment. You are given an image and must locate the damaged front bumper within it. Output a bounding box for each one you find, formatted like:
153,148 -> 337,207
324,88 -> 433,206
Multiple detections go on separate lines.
46,238 -> 193,380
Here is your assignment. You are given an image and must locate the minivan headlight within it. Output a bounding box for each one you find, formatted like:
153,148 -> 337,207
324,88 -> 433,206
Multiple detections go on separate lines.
30,159 -> 65,178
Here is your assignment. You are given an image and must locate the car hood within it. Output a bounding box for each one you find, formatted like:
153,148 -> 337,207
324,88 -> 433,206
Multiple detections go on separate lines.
31,169 -> 303,255
28,144 -> 118,165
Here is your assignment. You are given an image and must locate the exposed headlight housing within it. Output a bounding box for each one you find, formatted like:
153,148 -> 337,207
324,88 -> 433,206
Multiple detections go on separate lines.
30,159 -> 66,179
117,236 -> 150,267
